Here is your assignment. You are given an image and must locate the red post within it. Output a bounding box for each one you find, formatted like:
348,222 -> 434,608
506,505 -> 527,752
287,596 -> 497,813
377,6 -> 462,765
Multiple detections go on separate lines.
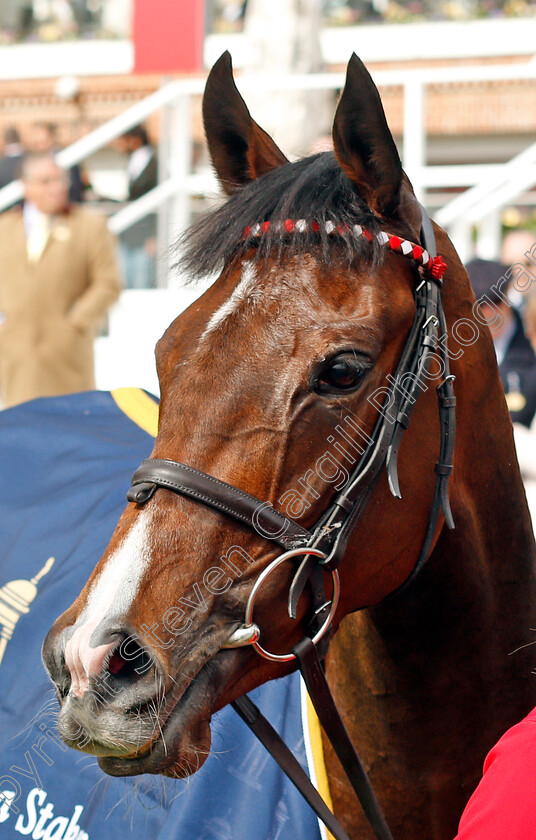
133,0 -> 205,74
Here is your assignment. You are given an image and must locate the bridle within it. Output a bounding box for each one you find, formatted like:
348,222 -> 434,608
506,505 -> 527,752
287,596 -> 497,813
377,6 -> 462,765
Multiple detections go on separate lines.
126,206 -> 455,840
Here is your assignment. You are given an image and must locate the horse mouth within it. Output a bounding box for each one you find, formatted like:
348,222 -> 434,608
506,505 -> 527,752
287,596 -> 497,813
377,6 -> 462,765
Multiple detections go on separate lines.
86,619 -> 255,778
97,651 -> 222,777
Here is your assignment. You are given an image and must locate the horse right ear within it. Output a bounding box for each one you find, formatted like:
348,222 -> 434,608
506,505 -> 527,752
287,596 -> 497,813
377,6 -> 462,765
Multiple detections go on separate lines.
203,52 -> 289,195
332,54 -> 404,220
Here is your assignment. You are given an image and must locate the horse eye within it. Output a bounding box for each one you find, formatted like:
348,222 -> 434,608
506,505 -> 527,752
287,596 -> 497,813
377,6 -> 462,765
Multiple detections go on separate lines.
313,353 -> 366,395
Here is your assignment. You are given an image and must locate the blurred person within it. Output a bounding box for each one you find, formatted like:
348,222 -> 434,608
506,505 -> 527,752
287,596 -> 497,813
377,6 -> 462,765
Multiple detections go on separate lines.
114,124 -> 157,289
101,0 -> 131,36
0,126 -> 24,191
451,291 -> 536,835
0,152 -> 120,407
454,702 -> 536,839
512,291 -> 536,529
71,0 -> 93,29
467,257 -> 536,428
501,228 -> 536,310
29,121 -> 86,202
455,288 -> 536,831
501,228 -> 536,267
32,0 -> 77,32
526,292 -> 536,349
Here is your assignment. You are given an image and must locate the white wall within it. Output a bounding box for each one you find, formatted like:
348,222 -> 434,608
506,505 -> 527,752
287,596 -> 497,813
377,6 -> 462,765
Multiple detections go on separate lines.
95,284 -> 210,397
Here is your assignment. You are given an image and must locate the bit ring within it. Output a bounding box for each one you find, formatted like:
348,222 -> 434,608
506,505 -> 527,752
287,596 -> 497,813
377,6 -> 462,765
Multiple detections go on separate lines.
244,547 -> 340,663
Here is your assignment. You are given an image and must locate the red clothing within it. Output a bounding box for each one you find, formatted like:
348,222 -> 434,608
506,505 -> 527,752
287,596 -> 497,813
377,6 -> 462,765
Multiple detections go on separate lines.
455,706 -> 536,839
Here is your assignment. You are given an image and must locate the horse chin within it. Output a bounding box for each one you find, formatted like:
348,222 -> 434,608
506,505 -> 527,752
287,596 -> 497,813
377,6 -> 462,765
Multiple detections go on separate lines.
96,649 -> 233,778
98,717 -> 212,779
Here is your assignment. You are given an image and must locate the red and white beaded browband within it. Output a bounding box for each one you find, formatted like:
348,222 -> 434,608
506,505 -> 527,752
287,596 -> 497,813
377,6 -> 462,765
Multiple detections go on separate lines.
242,219 -> 448,281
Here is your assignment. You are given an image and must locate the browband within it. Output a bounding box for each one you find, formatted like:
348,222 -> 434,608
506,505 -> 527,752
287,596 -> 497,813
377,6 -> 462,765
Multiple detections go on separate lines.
127,459 -> 311,550
243,219 -> 448,281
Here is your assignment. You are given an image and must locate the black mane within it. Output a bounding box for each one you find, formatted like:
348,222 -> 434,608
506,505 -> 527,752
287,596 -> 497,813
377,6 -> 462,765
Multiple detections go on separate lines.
179,152 -> 382,281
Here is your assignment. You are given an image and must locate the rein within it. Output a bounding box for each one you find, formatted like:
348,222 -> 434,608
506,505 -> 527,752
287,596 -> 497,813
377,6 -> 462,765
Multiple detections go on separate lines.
127,207 -> 455,840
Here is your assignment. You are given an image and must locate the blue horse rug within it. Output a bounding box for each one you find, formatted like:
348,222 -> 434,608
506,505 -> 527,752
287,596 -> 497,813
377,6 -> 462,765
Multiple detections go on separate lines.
0,389 -> 332,840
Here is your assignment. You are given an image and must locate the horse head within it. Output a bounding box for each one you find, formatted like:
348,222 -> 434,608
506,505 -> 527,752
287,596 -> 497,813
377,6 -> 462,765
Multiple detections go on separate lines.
43,53 -> 487,783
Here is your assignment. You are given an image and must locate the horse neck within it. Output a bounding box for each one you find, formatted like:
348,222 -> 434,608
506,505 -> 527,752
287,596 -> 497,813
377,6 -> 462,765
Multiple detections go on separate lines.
324,504 -> 536,838
322,299 -> 536,837
336,298 -> 536,717
365,468 -> 536,698
384,247 -> 536,676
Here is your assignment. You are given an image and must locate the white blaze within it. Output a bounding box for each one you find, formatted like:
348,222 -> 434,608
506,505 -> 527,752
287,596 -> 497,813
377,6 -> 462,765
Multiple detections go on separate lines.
200,261 -> 258,341
64,510 -> 152,696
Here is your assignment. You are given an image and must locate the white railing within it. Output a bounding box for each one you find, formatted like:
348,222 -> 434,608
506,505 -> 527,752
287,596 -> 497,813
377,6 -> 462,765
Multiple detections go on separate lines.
436,141 -> 536,226
2,56 -> 536,272
1,52 -> 535,390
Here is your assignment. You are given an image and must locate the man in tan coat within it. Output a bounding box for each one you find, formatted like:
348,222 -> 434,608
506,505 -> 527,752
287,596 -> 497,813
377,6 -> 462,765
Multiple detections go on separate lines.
0,153 -> 121,407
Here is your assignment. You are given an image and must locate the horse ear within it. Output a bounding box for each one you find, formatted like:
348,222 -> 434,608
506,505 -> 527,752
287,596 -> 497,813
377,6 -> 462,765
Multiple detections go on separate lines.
203,52 -> 289,195
332,54 -> 405,219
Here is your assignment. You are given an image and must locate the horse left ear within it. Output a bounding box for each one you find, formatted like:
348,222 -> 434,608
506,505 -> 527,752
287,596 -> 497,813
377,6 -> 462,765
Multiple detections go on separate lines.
333,54 -> 418,226
203,52 -> 289,195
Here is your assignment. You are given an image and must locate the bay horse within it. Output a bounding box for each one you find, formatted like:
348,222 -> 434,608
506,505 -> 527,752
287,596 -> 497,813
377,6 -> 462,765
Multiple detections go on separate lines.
43,53 -> 536,839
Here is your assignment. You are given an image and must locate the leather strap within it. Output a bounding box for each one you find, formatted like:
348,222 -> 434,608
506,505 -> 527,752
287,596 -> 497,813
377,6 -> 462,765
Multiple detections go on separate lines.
289,272 -> 435,595
128,458 -> 311,550
388,299 -> 456,596
232,696 -> 353,840
293,637 -> 393,840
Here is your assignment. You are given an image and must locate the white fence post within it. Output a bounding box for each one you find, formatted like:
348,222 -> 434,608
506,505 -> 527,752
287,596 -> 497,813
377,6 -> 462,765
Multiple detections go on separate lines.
165,92 -> 193,289
402,78 -> 426,204
156,85 -> 174,289
450,218 -> 473,265
476,210 -> 502,260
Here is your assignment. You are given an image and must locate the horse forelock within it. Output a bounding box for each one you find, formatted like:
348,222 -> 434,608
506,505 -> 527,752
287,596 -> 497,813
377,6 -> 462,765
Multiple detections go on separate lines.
177,152 -> 388,284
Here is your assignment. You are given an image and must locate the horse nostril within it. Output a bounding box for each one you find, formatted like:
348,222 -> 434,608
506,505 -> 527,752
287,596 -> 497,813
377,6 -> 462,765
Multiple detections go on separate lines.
105,636 -> 154,681
52,621 -> 159,698
47,655 -> 71,700
108,650 -> 127,674
42,625 -> 72,698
